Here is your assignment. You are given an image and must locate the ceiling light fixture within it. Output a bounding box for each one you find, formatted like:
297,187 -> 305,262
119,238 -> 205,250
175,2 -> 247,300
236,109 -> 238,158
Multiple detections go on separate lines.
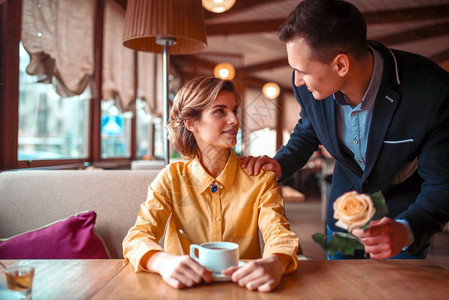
202,0 -> 236,13
262,82 -> 281,100
214,62 -> 236,80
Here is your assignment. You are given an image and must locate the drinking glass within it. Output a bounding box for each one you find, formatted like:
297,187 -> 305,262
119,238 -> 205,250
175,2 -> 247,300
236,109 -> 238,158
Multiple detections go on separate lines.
4,266 -> 35,300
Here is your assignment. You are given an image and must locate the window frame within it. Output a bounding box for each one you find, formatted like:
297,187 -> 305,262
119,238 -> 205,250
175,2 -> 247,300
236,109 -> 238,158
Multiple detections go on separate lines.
0,0 -> 137,170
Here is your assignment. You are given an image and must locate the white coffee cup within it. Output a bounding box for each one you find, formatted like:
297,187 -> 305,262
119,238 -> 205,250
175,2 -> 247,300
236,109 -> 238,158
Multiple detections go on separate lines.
190,242 -> 239,274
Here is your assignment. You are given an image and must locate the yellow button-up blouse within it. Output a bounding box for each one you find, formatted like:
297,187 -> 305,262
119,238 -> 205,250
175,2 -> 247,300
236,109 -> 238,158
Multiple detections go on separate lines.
123,150 -> 298,273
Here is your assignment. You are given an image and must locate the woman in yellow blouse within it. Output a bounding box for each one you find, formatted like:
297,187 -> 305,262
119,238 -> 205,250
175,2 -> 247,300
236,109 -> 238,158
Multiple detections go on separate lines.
123,76 -> 298,292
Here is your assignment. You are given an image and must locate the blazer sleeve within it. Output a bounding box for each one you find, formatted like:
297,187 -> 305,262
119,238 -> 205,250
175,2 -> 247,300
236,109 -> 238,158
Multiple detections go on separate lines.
398,84 -> 449,253
274,72 -> 321,182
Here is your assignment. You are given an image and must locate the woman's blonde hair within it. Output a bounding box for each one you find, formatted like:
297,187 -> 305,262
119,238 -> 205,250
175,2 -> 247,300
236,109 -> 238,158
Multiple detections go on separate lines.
168,75 -> 240,159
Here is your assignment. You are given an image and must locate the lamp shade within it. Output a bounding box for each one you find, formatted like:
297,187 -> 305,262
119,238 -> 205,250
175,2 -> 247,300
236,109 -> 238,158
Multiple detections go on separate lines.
262,82 -> 281,100
123,0 -> 207,54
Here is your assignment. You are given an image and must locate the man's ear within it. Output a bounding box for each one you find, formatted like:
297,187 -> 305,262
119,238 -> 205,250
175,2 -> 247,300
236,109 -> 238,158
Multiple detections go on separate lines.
333,54 -> 349,77
184,119 -> 196,132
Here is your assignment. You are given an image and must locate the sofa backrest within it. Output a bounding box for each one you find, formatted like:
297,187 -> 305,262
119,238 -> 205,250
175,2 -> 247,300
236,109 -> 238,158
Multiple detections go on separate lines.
0,170 -> 160,259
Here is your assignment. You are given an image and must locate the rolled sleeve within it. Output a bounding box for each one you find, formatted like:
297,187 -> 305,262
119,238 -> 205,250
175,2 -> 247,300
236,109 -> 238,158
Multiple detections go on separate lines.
123,181 -> 172,271
258,172 -> 299,274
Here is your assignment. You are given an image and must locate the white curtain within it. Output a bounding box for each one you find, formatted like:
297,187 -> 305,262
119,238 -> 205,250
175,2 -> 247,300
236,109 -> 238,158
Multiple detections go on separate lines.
102,0 -> 136,112
137,52 -> 163,117
21,0 -> 96,97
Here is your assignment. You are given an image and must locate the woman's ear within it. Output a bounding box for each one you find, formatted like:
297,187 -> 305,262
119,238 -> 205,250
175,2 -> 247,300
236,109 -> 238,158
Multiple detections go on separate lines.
184,119 -> 196,132
333,54 -> 349,77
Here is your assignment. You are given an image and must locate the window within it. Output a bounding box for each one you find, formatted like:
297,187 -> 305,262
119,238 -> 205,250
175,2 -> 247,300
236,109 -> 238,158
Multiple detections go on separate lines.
248,128 -> 276,157
136,98 -> 152,158
18,43 -> 90,161
101,99 -> 132,158
153,117 -> 164,159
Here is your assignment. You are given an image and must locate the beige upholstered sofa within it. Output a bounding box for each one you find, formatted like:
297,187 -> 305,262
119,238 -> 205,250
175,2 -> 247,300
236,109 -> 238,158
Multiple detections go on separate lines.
0,170 -> 161,259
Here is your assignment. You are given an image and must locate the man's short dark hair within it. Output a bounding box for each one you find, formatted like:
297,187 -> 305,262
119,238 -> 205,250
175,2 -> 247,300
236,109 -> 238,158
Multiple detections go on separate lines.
278,0 -> 368,63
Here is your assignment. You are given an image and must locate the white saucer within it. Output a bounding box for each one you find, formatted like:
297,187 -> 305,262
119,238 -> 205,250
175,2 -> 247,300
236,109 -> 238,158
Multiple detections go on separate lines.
0,290 -> 24,300
212,261 -> 246,282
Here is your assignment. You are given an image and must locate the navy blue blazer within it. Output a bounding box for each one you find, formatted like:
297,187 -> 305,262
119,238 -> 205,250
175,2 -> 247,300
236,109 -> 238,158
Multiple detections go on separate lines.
275,41 -> 449,254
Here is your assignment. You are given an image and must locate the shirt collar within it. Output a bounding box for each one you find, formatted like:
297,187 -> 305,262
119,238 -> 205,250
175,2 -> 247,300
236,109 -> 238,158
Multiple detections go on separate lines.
333,46 -> 383,109
189,149 -> 239,194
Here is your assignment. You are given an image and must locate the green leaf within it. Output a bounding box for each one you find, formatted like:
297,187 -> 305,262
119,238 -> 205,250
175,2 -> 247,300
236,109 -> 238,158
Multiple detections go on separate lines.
371,191 -> 388,221
352,240 -> 365,250
312,233 -> 326,245
331,235 -> 356,255
334,232 -> 364,249
313,231 -> 364,257
312,233 -> 330,252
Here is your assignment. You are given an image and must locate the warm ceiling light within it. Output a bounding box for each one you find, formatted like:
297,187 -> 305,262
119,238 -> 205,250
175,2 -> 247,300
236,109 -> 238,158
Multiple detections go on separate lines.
202,0 -> 236,13
262,82 -> 281,99
214,62 -> 235,80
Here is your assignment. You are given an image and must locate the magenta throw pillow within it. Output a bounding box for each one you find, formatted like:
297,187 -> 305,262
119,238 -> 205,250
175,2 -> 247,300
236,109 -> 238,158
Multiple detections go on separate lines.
0,211 -> 110,259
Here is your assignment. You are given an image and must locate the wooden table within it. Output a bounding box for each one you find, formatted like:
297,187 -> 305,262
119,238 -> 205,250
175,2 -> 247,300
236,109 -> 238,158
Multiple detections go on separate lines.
1,259 -> 449,299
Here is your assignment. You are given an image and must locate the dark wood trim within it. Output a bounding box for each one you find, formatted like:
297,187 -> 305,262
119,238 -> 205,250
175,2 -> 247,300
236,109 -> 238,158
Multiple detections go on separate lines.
16,159 -> 86,169
9,158 -> 132,170
0,2 -> 4,170
91,0 -> 105,163
91,158 -> 131,170
0,0 -> 21,170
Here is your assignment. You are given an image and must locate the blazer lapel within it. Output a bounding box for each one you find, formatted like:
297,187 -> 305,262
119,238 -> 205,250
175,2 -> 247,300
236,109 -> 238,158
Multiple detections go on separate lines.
362,86 -> 400,183
362,41 -> 402,183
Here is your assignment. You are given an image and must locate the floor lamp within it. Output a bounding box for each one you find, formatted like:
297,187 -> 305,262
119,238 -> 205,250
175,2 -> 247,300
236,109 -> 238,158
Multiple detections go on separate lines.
123,0 -> 207,166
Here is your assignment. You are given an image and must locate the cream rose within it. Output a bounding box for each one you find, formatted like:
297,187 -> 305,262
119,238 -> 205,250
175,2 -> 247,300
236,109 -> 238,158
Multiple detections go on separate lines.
333,191 -> 376,232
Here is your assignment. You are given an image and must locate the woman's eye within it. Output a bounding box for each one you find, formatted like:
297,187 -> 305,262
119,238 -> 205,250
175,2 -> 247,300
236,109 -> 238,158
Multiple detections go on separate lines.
214,109 -> 224,114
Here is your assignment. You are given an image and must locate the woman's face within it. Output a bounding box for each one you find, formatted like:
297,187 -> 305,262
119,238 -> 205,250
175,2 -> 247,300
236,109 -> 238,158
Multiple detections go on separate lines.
191,90 -> 239,153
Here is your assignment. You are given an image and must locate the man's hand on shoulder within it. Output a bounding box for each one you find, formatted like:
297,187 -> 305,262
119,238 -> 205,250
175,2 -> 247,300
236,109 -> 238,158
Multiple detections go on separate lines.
240,155 -> 282,179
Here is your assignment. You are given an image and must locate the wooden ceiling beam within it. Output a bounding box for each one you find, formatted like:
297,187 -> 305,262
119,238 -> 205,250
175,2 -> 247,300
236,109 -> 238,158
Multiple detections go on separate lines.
206,19 -> 284,36
430,48 -> 449,64
206,4 -> 449,36
204,0 -> 282,20
240,58 -> 289,73
364,4 -> 449,25
171,55 -> 216,70
377,21 -> 449,46
212,21 -> 449,75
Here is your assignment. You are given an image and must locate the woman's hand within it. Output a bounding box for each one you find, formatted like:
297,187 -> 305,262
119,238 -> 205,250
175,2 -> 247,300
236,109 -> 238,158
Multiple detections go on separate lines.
143,252 -> 213,289
221,254 -> 289,292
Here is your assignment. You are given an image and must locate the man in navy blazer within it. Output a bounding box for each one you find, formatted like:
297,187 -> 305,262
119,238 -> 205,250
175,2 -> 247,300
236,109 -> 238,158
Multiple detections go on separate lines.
242,0 -> 449,259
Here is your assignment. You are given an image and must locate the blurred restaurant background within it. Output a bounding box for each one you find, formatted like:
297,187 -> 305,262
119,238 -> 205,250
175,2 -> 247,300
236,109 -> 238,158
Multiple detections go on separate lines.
1,0 -> 449,264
